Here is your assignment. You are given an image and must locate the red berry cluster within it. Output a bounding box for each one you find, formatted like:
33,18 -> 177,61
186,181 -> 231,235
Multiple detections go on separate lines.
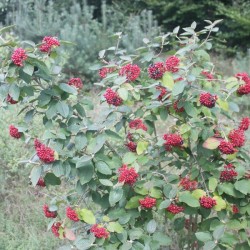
129,119 -> 147,131
9,125 -> 22,139
127,132 -> 134,142
166,203 -> 184,214
199,196 -> 216,209
179,176 -> 198,191
99,67 -> 115,78
156,86 -> 167,101
239,117 -> 250,131
51,222 -> 64,238
232,204 -> 239,214
119,64 -> 141,82
103,88 -> 123,106
11,48 -> 27,67
173,100 -> 184,113
90,224 -> 109,238
218,140 -> 237,155
34,139 -> 55,163
201,70 -> 214,81
228,129 -> 245,147
165,56 -> 180,73
125,141 -> 137,152
66,207 -> 79,222
163,133 -> 183,151
220,164 -> 238,182
118,164 -> 138,185
148,62 -> 166,79
36,178 -> 46,187
139,197 -> 156,209
199,92 -> 217,108
67,78 -> 83,89
39,36 -> 60,53
6,94 -> 18,104
43,204 -> 57,218
235,72 -> 250,95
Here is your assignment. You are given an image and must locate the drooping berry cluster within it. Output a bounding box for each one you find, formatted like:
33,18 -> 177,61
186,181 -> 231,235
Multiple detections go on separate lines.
34,139 -> 55,163
163,133 -> 183,151
39,36 -> 60,53
9,125 -> 22,139
239,117 -> 250,131
103,88 -> 123,106
139,197 -> 156,209
118,164 -> 138,185
156,86 -> 168,101
43,204 -> 57,218
232,204 -> 239,214
129,119 -> 147,131
199,92 -> 217,108
228,129 -> 245,147
218,140 -> 237,155
173,100 -> 184,113
66,207 -> 79,222
148,62 -> 166,79
99,67 -> 115,78
179,176 -> 198,191
201,70 -> 214,81
119,64 -> 141,82
220,164 -> 238,182
11,48 -> 27,67
125,141 -> 137,152
90,224 -> 109,238
165,56 -> 180,73
67,78 -> 83,89
36,178 -> 46,187
235,72 -> 250,95
199,196 -> 216,209
6,94 -> 18,104
166,204 -> 184,214
51,222 -> 63,238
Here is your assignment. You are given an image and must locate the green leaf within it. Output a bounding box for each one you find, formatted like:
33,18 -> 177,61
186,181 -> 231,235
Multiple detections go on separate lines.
24,109 -> 35,123
179,191 -> 200,207
44,173 -> 61,186
107,222 -> 124,233
217,98 -> 229,111
153,232 -> 172,246
159,199 -> 171,209
213,225 -> 225,240
105,130 -> 122,140
87,134 -> 106,154
28,57 -> 51,81
96,161 -> 112,175
123,152 -> 137,164
118,88 -> 128,101
99,179 -> 113,186
184,102 -> 197,117
125,196 -> 142,209
78,208 -> 96,224
109,188 -> 123,206
203,241 -> 216,250
147,219 -> 157,234
192,189 -> 206,199
213,196 -> 226,211
77,162 -> 94,185
75,133 -> 88,151
30,165 -> 42,186
234,179 -> 250,195
202,137 -> 220,150
195,232 -> 212,242
136,141 -> 148,155
22,63 -> 34,76
0,25 -> 15,34
56,101 -> 69,118
129,228 -> 144,240
208,177 -> 218,192
179,124 -> 191,135
9,84 -> 20,100
172,81 -> 187,96
59,83 -> 77,95
218,182 -> 242,197
162,72 -> 174,90
149,187 -> 162,198
52,161 -> 64,177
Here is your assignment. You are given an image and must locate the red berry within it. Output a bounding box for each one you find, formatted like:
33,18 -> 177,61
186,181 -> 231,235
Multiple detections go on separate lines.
119,64 -> 141,82
220,164 -> 238,182
66,207 -> 79,222
6,94 -> 18,104
148,62 -> 166,79
139,197 -> 156,209
156,86 -> 168,101
237,83 -> 250,95
43,204 -> 57,218
118,164 -> 138,186
235,72 -> 250,84
11,48 -> 27,67
67,78 -> 83,89
166,203 -> 184,214
39,36 -> 60,53
232,204 -> 239,214
51,222 -> 64,238
239,117 -> 250,131
103,88 -> 123,106
163,133 -> 183,148
173,100 -> 184,113
165,56 -> 180,73
127,132 -> 134,142
125,141 -> 137,152
199,92 -> 217,108
129,119 -> 147,131
218,140 -> 237,155
34,139 -> 55,163
9,125 -> 22,139
201,70 -> 214,81
90,224 -> 109,238
36,178 -> 46,187
199,196 -> 216,209
228,129 -> 245,147
99,67 -> 115,78
179,176 -> 198,191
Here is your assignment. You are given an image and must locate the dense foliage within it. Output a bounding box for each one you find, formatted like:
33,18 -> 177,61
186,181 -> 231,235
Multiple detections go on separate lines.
1,20 -> 250,250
